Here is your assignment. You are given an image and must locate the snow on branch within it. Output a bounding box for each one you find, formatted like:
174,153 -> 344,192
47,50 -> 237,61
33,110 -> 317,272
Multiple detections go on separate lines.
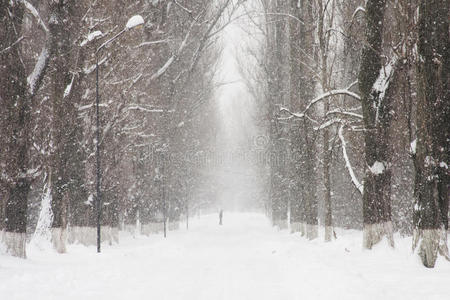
22,0 -> 49,33
24,3 -> 53,97
303,88 -> 361,114
80,31 -> 103,47
279,107 -> 304,119
173,0 -> 193,15
187,0 -> 232,76
351,6 -> 366,21
83,56 -> 108,75
280,83 -> 361,120
132,21 -> 195,87
127,105 -> 164,113
338,125 -> 363,195
314,118 -> 342,131
326,108 -> 363,119
151,20 -> 195,80
262,12 -> 304,25
134,39 -> 171,48
150,56 -> 176,81
27,45 -> 50,96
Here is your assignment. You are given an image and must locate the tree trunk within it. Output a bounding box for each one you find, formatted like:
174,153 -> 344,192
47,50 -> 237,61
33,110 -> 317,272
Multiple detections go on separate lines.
289,0 -> 318,239
317,0 -> 335,242
288,0 -> 304,234
48,1 -> 90,251
0,2 -> 29,258
49,2 -> 75,253
269,0 -> 289,230
323,121 -> 334,241
0,186 -> 6,231
65,26 -> 94,246
358,0 -> 396,249
102,188 -> 120,244
412,0 -> 450,268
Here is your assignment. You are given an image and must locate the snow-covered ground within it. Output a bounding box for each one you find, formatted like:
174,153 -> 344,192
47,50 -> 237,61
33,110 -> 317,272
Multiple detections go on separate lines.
1,213 -> 449,300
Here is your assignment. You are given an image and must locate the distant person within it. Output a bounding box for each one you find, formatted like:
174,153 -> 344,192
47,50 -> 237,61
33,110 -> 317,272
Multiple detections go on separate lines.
219,209 -> 223,225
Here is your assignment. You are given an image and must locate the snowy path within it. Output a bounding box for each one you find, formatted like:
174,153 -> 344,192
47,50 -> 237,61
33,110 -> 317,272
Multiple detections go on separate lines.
1,213 -> 449,300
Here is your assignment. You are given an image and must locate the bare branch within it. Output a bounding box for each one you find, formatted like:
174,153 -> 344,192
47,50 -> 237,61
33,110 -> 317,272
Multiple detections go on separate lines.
0,36 -> 24,54
279,82 -> 361,120
338,125 -> 363,195
22,0 -> 49,33
134,39 -> 171,48
173,0 -> 193,15
127,106 -> 164,113
327,109 -> 363,120
351,6 -> 366,21
27,42 -> 50,96
303,88 -> 361,113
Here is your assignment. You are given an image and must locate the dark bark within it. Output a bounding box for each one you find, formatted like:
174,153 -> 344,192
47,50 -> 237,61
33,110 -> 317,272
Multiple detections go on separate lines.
0,186 -> 6,230
1,1 -> 52,257
48,0 -> 84,229
413,0 -> 449,267
358,0 -> 396,248
44,1 -> 91,250
0,2 -> 28,238
102,189 -> 120,228
47,0 -> 93,227
65,40 -> 93,229
50,3 -> 72,232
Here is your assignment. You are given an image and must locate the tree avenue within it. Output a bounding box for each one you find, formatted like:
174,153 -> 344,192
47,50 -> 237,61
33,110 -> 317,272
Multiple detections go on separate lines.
0,0 -> 448,269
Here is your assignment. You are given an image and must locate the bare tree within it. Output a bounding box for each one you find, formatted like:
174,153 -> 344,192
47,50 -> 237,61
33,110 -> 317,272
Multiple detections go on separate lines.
0,0 -> 52,257
358,0 -> 398,249
412,0 -> 449,268
288,0 -> 319,239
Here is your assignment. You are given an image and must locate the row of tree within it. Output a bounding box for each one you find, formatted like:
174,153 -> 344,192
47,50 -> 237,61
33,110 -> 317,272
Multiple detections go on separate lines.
1,0 -> 242,258
1,0 -> 447,269
243,0 -> 448,267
